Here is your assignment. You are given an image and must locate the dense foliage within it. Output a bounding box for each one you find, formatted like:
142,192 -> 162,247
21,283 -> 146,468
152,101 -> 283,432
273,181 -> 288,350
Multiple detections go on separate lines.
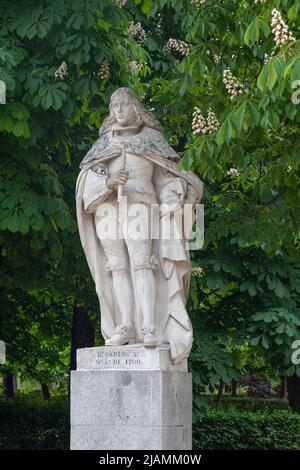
193,409 -> 300,450
0,397 -> 69,450
0,0 -> 299,409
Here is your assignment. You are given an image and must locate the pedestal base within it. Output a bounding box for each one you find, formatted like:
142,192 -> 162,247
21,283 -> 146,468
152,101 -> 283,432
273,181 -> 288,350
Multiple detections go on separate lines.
70,345 -> 192,450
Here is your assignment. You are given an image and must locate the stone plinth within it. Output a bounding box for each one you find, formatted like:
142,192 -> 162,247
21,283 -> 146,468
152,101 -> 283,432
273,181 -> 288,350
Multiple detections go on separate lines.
76,343 -> 188,372
70,345 -> 192,450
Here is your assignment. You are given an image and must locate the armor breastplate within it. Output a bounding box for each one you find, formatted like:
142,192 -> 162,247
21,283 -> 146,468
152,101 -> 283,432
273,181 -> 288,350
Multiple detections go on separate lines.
107,153 -> 157,204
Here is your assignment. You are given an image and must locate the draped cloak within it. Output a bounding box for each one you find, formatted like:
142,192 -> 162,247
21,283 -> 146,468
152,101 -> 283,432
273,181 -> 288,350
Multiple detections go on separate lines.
76,125 -> 203,364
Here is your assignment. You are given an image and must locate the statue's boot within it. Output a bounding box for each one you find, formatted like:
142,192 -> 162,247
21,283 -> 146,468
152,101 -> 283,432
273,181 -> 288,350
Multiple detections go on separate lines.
142,325 -> 158,347
105,324 -> 135,346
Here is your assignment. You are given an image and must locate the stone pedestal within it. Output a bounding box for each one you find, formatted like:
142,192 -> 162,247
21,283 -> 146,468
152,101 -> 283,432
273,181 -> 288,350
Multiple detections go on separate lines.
70,344 -> 192,450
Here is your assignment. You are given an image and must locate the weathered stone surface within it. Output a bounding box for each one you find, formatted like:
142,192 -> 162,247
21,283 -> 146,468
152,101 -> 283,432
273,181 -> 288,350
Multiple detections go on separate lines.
70,357 -> 192,450
76,344 -> 188,372
71,370 -> 192,427
71,424 -> 192,451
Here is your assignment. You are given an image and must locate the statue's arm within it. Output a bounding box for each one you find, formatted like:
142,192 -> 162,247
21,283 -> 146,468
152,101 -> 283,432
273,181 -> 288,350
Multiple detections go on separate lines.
153,163 -> 187,212
152,161 -> 202,225
82,164 -> 113,214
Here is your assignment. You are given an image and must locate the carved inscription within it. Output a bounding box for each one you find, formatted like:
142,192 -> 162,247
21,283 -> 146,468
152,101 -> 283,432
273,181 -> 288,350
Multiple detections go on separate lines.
89,349 -> 143,369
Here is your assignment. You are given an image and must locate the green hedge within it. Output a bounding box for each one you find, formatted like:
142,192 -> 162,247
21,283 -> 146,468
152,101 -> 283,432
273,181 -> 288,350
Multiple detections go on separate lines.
211,396 -> 291,411
193,410 -> 300,450
1,397 -> 299,450
0,397 -> 69,450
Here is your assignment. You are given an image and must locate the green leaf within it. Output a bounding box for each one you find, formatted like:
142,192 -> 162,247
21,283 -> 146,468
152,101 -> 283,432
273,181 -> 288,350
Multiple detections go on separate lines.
250,336 -> 261,346
257,18 -> 270,38
36,22 -> 48,39
13,121 -> 30,138
248,284 -> 257,297
233,101 -> 247,132
290,60 -> 300,83
260,111 -> 270,128
288,1 -> 299,19
73,78 -> 97,99
141,0 -> 152,14
267,61 -> 278,90
6,212 -> 29,234
244,19 -> 259,45
26,23 -> 37,40
41,90 -> 53,110
56,207 -> 72,230
285,324 -> 294,337
257,64 -> 269,91
10,103 -> 30,120
97,17 -> 111,32
248,101 -> 260,125
275,336 -> 283,345
285,103 -> 297,120
18,213 -> 30,234
262,335 -> 269,349
216,117 -> 235,145
284,57 -> 298,78
274,281 -> 290,299
31,214 -> 44,231
276,324 -> 285,334
286,366 -> 296,376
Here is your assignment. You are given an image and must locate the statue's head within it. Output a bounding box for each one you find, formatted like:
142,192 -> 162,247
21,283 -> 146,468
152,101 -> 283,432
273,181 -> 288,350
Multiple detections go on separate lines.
99,87 -> 163,135
110,88 -> 138,126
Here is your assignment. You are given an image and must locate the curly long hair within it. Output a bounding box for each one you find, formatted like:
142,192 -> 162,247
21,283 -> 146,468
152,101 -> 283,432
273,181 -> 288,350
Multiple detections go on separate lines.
99,88 -> 163,136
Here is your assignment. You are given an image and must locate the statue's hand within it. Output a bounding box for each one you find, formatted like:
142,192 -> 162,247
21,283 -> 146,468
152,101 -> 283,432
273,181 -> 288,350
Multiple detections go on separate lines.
106,170 -> 129,189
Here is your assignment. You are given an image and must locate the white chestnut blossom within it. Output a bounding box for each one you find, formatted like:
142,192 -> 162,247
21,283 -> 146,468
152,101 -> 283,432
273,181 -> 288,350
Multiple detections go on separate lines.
116,0 -> 127,6
223,68 -> 244,99
54,61 -> 68,80
128,60 -> 143,75
165,38 -> 190,56
126,21 -> 146,42
191,0 -> 206,7
192,107 -> 207,135
206,107 -> 220,132
191,266 -> 203,277
263,51 -> 275,63
271,9 -> 295,46
98,60 -> 110,80
227,168 -> 240,179
192,107 -> 219,135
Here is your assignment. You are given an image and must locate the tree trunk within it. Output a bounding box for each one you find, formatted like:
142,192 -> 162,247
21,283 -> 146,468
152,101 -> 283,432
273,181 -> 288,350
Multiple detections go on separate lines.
70,304 -> 95,371
231,379 -> 237,397
280,376 -> 288,400
4,372 -> 17,398
41,383 -> 51,401
287,375 -> 300,412
216,379 -> 225,404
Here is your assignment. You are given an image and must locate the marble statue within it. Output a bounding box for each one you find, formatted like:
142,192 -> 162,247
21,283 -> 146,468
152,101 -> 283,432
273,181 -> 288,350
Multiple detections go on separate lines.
76,88 -> 203,364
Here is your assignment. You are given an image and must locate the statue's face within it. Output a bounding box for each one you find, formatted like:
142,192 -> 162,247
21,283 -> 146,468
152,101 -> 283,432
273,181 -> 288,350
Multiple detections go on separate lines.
111,95 -> 136,126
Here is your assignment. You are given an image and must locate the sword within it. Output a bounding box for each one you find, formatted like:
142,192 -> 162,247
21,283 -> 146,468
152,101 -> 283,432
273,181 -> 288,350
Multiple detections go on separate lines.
117,144 -> 128,203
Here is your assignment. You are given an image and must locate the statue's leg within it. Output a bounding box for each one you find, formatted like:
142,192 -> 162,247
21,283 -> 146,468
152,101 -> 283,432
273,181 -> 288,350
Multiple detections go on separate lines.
94,213 -> 135,344
99,238 -> 134,329
126,237 -> 157,347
